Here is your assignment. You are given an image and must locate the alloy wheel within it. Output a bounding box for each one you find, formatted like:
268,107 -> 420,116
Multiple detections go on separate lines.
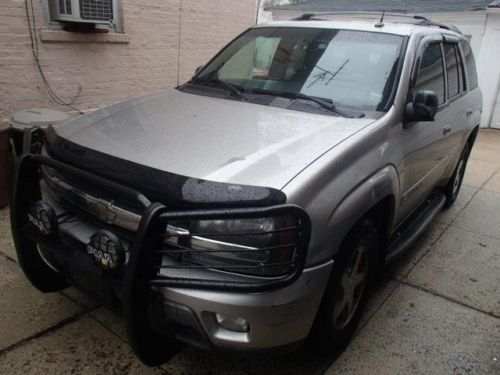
332,244 -> 368,330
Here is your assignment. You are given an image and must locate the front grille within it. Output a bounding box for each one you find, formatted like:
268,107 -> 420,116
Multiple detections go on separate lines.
80,0 -> 113,21
41,166 -> 145,233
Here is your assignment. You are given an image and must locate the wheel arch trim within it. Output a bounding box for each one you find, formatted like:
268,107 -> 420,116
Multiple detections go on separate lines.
323,164 -> 399,260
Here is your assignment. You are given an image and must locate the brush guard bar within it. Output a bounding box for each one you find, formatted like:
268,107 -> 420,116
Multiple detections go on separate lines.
10,129 -> 310,365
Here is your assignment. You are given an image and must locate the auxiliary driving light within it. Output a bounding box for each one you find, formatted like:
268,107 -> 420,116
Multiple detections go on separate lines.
215,313 -> 249,332
28,201 -> 58,236
87,230 -> 124,270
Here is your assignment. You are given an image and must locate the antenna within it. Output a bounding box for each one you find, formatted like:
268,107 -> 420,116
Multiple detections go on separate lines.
375,10 -> 385,28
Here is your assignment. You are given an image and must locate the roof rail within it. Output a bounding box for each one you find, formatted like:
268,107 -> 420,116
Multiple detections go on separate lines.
293,11 -> 428,21
292,11 -> 462,34
415,18 -> 462,34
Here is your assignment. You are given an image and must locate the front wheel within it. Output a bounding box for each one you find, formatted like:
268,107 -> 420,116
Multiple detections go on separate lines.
308,219 -> 378,355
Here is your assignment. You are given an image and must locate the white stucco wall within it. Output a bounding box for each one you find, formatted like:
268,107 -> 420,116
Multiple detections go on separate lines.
475,10 -> 500,128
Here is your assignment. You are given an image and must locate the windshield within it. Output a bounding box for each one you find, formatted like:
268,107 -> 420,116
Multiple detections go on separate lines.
194,27 -> 404,113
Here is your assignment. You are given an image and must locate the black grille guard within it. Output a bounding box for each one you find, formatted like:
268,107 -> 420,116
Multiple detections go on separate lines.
11,128 -> 311,365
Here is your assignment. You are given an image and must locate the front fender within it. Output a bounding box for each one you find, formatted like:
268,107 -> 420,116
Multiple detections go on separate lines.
309,165 -> 400,265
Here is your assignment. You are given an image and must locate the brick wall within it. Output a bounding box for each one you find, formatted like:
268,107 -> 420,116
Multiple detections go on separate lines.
0,0 -> 257,120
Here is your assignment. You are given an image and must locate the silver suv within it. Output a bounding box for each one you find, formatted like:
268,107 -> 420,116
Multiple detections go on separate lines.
11,14 -> 482,365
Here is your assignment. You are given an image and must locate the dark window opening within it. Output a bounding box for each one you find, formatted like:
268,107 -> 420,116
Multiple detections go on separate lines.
444,43 -> 460,99
455,44 -> 466,93
415,43 -> 445,105
460,41 -> 478,89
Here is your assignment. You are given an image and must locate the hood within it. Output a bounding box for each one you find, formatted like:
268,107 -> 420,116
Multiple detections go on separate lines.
55,89 -> 374,190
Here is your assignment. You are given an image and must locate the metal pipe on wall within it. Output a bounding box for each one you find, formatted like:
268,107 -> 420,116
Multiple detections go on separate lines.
0,122 -> 12,208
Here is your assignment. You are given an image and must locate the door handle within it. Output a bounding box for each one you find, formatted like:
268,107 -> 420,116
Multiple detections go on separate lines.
466,109 -> 473,117
443,126 -> 451,136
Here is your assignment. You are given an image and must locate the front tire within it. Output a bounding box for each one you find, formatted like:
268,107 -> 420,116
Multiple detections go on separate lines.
308,219 -> 378,355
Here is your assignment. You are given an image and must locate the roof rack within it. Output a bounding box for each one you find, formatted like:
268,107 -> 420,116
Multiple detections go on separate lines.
416,18 -> 462,34
292,11 -> 462,34
293,11 -> 425,21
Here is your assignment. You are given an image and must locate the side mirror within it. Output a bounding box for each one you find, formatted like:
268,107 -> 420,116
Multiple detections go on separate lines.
195,65 -> 204,75
404,90 -> 439,125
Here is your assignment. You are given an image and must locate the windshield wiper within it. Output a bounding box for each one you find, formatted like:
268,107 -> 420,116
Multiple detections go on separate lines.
193,78 -> 249,101
285,92 -> 352,118
247,88 -> 353,118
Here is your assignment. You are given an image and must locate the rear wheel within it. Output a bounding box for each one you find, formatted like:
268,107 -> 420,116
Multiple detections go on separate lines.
444,143 -> 470,207
308,219 -> 378,355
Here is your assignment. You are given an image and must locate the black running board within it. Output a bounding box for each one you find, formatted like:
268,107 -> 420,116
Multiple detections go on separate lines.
385,192 -> 446,263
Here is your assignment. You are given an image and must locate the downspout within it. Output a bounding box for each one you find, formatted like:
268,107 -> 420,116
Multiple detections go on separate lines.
176,0 -> 183,86
486,74 -> 500,128
256,0 -> 262,24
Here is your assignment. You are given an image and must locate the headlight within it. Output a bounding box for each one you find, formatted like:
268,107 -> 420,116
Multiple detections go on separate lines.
163,214 -> 302,277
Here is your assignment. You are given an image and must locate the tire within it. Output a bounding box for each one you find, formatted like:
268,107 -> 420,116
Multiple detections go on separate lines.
308,219 -> 379,355
443,143 -> 470,207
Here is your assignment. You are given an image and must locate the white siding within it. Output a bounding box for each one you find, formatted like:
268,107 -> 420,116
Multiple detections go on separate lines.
475,11 -> 500,128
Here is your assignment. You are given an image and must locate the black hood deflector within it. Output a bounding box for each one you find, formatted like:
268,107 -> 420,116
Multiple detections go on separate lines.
44,127 -> 286,209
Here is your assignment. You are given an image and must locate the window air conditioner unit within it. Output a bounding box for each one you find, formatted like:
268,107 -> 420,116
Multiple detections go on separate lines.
54,0 -> 114,25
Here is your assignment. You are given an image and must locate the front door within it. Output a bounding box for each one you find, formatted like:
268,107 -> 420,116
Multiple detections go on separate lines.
397,40 -> 453,221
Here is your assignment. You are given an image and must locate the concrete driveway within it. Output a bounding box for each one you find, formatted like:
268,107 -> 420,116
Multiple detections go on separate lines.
0,130 -> 499,374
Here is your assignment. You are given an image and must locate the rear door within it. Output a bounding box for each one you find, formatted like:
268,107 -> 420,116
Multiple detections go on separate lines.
460,40 -> 483,129
439,40 -> 469,170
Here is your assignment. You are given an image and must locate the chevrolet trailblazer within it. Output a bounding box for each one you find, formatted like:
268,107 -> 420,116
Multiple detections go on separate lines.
11,13 -> 482,365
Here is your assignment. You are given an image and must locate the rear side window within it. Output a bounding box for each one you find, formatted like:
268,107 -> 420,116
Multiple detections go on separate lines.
443,43 -> 460,98
455,45 -> 466,93
460,41 -> 478,89
415,43 -> 445,105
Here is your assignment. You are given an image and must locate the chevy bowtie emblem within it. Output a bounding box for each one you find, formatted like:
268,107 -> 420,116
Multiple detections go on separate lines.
87,199 -> 117,224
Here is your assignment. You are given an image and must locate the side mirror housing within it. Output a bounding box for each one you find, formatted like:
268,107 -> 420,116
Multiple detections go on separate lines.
404,90 -> 439,125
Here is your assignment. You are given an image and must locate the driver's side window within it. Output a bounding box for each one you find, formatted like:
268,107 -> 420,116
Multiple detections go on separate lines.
414,43 -> 445,105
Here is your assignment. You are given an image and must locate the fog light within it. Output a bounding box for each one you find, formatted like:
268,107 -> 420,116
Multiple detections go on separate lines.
215,313 -> 249,332
86,230 -> 124,270
28,201 -> 57,236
